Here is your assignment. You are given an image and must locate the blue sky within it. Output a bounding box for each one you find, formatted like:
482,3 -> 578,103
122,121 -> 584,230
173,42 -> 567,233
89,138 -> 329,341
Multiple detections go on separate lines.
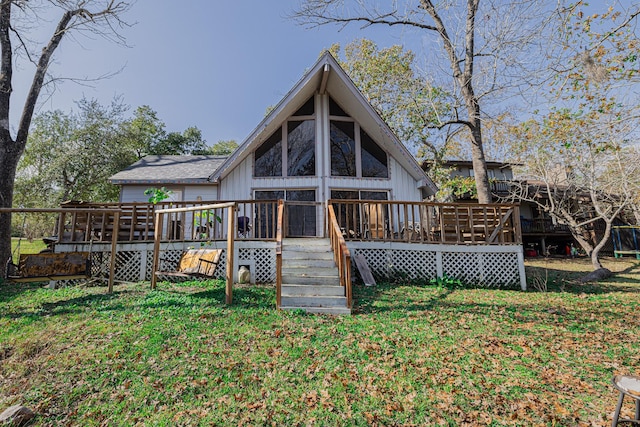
12,1 -> 411,146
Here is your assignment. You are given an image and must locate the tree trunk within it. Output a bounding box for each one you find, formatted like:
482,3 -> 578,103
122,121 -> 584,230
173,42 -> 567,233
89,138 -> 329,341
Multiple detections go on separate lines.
0,138 -> 21,268
468,113 -> 492,204
589,221 -> 613,270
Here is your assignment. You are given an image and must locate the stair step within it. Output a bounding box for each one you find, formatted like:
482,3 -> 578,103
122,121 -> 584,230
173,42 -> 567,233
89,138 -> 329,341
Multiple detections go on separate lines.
280,258 -> 336,268
282,265 -> 338,276
281,295 -> 347,308
282,250 -> 334,261
282,274 -> 339,286
281,284 -> 345,296
280,306 -> 352,315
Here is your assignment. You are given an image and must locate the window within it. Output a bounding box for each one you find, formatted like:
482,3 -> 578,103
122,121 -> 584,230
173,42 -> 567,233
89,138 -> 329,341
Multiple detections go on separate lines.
255,189 -> 317,237
330,121 -> 356,176
293,97 -> 314,116
254,128 -> 282,177
287,120 -> 315,176
331,190 -> 388,200
254,96 -> 316,178
329,97 -> 348,117
361,130 -> 388,178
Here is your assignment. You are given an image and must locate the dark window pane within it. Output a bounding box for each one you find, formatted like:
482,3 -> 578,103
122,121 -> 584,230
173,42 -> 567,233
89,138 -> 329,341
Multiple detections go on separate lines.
286,190 -> 315,202
255,190 -> 284,200
286,190 -> 316,236
330,121 -> 356,176
329,97 -> 348,116
330,190 -> 359,200
361,191 -> 388,200
293,97 -> 314,116
361,129 -> 388,178
254,128 -> 282,177
287,120 -> 315,176
254,191 -> 283,239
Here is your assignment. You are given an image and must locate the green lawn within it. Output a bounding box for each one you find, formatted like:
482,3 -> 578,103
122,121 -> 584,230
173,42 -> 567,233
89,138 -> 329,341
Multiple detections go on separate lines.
10,237 -> 47,256
1,256 -> 639,426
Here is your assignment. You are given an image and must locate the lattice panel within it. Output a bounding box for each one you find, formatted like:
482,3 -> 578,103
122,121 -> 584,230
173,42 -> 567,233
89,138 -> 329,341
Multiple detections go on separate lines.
238,247 -> 276,283
254,248 -> 276,283
90,252 -> 110,279
481,252 -> 520,287
155,249 -> 187,282
352,248 -> 391,279
212,250 -> 227,279
114,251 -> 142,282
391,250 -> 437,280
443,252 -> 481,284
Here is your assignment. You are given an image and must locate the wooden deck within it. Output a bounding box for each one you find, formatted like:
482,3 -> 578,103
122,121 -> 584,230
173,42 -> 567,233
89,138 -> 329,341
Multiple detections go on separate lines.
48,199 -> 521,246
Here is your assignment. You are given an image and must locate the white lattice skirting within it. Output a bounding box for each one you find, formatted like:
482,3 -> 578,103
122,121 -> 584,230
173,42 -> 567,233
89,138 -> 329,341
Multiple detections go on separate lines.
54,241 -> 277,284
349,242 -> 527,290
54,241 -> 526,290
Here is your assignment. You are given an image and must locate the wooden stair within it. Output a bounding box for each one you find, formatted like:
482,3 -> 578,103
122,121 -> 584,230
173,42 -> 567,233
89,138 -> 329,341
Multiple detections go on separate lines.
280,238 -> 351,315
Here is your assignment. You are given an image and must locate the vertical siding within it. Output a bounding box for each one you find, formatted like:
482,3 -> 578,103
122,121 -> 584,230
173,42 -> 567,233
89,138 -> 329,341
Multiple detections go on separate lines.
184,186 -> 218,202
389,158 -> 421,201
220,157 -> 254,200
120,185 -> 150,203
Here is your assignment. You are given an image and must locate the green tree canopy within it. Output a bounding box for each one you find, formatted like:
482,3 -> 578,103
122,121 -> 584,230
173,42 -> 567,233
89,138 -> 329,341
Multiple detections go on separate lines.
16,99 -> 209,207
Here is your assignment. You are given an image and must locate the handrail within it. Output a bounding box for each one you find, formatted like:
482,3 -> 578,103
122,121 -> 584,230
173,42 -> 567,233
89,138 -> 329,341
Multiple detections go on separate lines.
327,204 -> 352,308
275,199 -> 284,309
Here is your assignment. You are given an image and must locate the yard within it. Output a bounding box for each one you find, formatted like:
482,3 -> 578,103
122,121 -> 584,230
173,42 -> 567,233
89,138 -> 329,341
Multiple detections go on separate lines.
1,256 -> 639,426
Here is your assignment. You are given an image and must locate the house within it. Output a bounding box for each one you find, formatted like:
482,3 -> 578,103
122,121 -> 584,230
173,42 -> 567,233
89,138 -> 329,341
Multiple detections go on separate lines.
54,52 -> 526,313
110,52 -> 438,236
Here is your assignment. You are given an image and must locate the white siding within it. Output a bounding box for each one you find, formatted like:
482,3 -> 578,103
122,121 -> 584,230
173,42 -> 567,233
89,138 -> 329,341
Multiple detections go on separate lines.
388,158 -> 422,201
184,186 -> 218,202
220,156 -> 253,200
119,184 -> 217,203
120,185 -> 153,203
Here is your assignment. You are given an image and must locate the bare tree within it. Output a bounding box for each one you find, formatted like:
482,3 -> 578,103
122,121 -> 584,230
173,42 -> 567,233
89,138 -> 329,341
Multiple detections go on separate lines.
293,0 -> 555,204
0,0 -> 132,268
509,108 -> 640,271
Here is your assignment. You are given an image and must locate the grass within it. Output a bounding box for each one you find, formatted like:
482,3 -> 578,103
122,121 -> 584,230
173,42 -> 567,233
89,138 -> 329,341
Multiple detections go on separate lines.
1,256 -> 639,426
10,237 -> 47,256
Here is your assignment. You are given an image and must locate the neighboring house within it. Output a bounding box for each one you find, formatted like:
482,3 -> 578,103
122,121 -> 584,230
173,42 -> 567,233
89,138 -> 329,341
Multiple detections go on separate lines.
432,160 -> 624,256
110,52 -> 437,237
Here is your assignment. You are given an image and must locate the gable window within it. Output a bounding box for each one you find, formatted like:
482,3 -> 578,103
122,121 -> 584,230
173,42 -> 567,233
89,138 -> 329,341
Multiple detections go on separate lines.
254,128 -> 282,177
254,97 -> 316,178
330,121 -> 356,176
361,129 -> 388,178
293,97 -> 314,116
287,120 -> 315,176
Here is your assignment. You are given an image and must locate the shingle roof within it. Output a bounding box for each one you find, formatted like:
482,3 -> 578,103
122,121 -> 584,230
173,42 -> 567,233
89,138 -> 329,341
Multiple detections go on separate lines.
109,155 -> 228,184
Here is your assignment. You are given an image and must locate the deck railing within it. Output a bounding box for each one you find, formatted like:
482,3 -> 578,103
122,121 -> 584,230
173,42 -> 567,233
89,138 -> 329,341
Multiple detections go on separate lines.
57,200 -> 280,243
520,218 -> 570,234
327,204 -> 352,308
329,200 -> 522,245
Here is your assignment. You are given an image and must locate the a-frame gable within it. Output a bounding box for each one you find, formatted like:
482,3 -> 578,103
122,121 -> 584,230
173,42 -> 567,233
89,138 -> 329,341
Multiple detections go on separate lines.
210,52 -> 436,194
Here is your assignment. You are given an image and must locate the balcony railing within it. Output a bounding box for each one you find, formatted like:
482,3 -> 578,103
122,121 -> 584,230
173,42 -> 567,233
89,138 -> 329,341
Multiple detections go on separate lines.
57,200 -> 281,243
329,200 -> 522,245
54,199 -> 522,246
520,218 -> 570,234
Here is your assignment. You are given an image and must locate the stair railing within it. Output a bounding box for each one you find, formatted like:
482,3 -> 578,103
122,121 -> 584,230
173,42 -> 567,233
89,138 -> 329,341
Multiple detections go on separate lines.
275,199 -> 285,309
327,204 -> 352,308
